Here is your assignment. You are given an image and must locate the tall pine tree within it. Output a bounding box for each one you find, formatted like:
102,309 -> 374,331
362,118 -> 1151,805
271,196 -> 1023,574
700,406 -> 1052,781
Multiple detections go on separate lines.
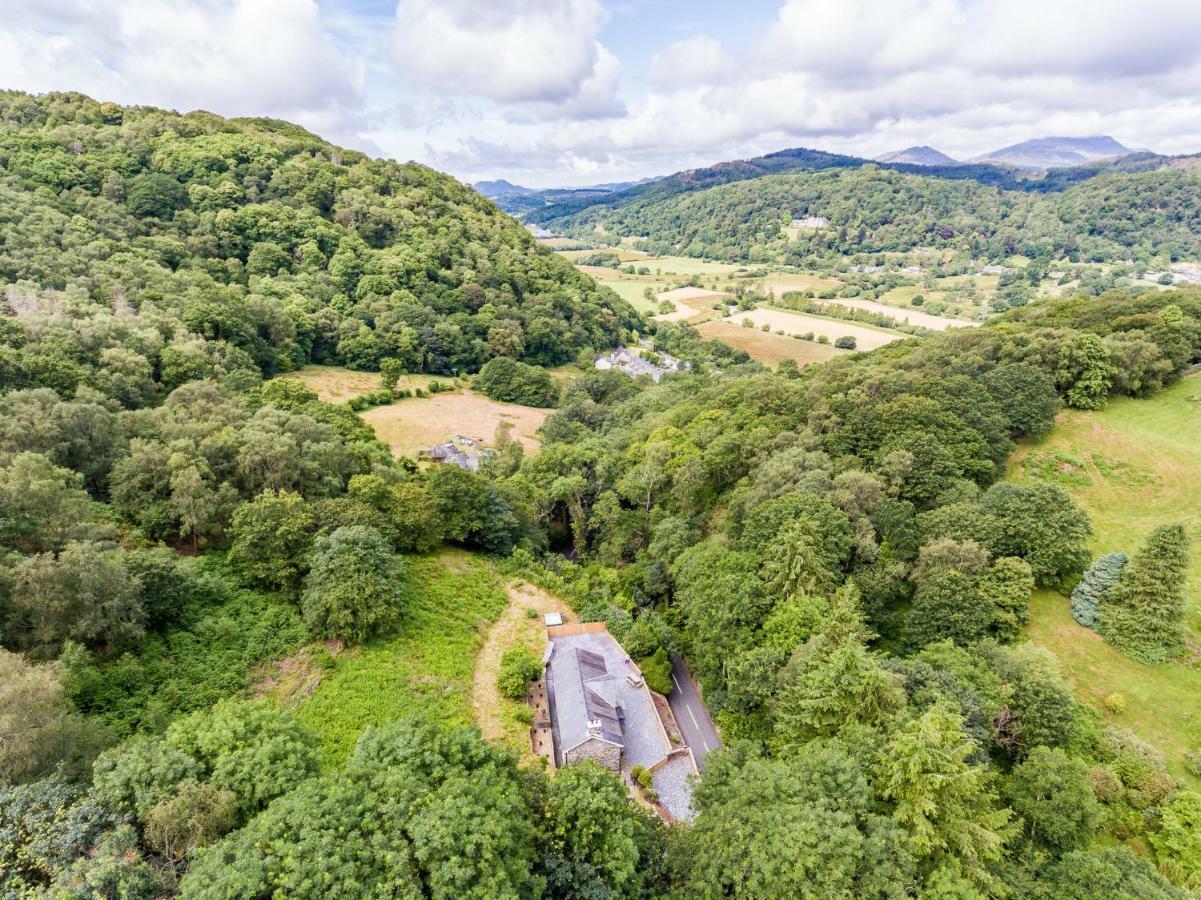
1101,525 -> 1189,664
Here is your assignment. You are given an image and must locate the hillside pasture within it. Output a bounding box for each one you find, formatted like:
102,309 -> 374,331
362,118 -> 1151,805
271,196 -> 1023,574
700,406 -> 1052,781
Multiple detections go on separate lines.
695,320 -> 843,368
360,389 -> 551,458
723,307 -> 908,351
1011,373 -> 1201,783
1009,373 -> 1201,630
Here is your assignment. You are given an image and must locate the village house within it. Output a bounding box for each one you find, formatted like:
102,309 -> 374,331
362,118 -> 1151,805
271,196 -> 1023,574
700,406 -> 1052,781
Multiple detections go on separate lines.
790,215 -> 829,230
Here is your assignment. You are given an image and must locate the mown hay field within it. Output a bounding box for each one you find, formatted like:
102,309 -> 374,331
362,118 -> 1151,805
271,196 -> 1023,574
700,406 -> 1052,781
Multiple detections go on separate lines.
695,320 -> 843,368
360,390 -> 551,457
723,307 -> 907,351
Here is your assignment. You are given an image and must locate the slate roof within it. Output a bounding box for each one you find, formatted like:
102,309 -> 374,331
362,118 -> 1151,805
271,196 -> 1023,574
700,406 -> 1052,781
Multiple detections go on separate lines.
554,647 -> 624,750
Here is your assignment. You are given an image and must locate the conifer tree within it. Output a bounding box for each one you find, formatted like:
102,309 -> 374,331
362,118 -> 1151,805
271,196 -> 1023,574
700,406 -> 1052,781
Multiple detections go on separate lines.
1070,552 -> 1127,630
1101,524 -> 1189,664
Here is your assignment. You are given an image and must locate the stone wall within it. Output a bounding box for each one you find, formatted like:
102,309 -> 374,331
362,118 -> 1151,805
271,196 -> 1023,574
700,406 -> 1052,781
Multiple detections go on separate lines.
566,738 -> 621,772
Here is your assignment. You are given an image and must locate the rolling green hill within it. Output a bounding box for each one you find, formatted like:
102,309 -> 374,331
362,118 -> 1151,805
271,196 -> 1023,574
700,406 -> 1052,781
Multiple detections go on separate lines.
537,163 -> 1201,265
0,90 -> 640,389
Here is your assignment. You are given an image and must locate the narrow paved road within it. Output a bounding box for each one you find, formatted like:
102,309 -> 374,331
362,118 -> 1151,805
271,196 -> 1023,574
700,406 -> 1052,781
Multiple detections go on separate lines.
667,655 -> 721,770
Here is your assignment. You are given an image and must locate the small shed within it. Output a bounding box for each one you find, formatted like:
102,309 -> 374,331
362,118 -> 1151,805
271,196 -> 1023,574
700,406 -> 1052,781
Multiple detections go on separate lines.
544,612 -> 564,627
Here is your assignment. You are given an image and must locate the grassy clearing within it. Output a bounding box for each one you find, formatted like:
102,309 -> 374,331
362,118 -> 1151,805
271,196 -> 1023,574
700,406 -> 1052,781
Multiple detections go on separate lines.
1008,374 -> 1201,631
1027,591 -> 1201,786
360,389 -> 551,458
471,581 -> 573,762
1011,373 -> 1201,783
295,550 -> 508,767
695,320 -> 843,368
281,364 -> 456,404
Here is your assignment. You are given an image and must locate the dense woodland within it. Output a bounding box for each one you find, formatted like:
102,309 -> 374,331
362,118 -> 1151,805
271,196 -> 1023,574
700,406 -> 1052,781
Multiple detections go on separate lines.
539,164 -> 1201,265
4,92 -> 1201,898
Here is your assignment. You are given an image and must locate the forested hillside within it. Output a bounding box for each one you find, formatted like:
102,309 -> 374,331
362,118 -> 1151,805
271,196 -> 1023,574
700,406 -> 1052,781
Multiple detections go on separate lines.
0,90 -> 639,392
506,288 -> 1201,895
539,164 -> 1201,265
4,90 -> 1201,898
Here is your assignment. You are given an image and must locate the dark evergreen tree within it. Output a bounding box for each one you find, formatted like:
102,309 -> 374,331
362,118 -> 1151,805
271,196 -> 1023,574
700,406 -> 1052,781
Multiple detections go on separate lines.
1101,524 -> 1189,664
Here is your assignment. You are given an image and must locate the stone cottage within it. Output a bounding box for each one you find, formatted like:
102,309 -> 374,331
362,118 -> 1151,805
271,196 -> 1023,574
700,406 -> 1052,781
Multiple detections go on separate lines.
550,646 -> 624,771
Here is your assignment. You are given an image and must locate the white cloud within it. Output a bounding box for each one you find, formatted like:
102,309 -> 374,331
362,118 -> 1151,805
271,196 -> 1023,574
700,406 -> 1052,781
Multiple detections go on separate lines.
649,36 -> 732,90
0,0 -> 360,121
393,0 -> 611,104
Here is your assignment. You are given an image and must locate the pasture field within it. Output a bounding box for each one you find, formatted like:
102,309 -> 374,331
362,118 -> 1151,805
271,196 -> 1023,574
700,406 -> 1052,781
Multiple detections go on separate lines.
294,551 -> 508,766
760,271 -> 843,294
724,307 -> 907,351
695,320 -> 843,368
1010,373 -> 1201,782
1008,373 -> 1201,630
637,255 -> 747,277
591,277 -> 663,313
1026,590 -> 1201,787
281,364 -> 455,404
822,297 -> 979,331
360,389 -> 551,457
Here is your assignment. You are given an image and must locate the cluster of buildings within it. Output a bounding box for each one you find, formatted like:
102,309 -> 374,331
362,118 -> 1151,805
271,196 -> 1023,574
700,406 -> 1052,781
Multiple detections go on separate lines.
595,341 -> 689,383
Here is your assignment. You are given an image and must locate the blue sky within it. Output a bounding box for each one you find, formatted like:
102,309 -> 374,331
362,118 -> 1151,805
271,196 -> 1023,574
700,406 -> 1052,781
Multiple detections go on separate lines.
4,0 -> 1201,188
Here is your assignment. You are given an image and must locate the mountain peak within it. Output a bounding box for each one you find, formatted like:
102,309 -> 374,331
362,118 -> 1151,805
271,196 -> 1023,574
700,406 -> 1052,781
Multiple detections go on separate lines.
875,145 -> 958,166
474,179 -> 535,198
973,135 -> 1134,169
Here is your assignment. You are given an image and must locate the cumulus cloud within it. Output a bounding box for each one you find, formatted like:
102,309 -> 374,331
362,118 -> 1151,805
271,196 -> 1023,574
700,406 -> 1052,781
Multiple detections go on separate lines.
393,0 -> 614,106
650,36 -> 732,90
0,0 -> 361,121
447,0 -> 1201,185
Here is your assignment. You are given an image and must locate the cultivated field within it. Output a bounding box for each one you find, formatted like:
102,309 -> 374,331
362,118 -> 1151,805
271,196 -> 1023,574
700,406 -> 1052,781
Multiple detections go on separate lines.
1010,373 -> 1201,783
281,364 -> 455,403
360,389 -> 551,458
695,320 -> 843,368
722,307 -> 907,351
823,297 -> 980,331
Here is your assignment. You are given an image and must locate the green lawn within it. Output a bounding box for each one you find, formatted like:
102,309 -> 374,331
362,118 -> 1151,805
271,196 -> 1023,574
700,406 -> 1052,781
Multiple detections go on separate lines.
295,550 -> 508,766
1008,373 -> 1201,631
1027,591 -> 1201,787
1010,373 -> 1201,782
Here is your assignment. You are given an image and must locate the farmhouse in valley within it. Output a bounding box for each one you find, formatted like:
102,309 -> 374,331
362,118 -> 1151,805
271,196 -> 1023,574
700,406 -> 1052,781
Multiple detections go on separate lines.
594,344 -> 688,383
425,434 -> 494,471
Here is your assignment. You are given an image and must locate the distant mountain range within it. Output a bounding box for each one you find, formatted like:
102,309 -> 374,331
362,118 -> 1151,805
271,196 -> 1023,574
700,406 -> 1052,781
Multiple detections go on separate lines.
875,137 -> 1140,170
511,135 -> 1190,227
474,176 -> 658,213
